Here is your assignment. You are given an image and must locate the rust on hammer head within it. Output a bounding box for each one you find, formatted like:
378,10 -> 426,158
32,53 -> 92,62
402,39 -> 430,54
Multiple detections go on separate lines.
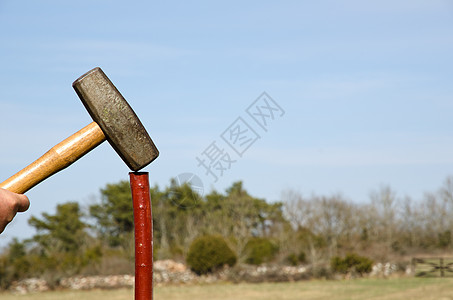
72,67 -> 159,171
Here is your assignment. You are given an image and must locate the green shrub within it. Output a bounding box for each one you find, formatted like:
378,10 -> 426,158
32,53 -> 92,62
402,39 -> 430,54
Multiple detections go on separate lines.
331,253 -> 373,274
186,235 -> 237,275
286,251 -> 306,266
244,237 -> 279,265
298,252 -> 306,264
331,256 -> 348,273
286,253 -> 298,266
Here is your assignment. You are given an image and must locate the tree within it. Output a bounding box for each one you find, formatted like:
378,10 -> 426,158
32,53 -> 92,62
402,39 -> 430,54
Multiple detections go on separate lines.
370,185 -> 398,254
313,195 -> 357,257
204,181 -> 286,257
28,202 -> 94,278
282,190 -> 358,261
89,181 -> 134,247
152,180 -> 204,259
29,202 -> 87,254
0,238 -> 30,288
150,180 -> 286,260
282,190 -> 322,265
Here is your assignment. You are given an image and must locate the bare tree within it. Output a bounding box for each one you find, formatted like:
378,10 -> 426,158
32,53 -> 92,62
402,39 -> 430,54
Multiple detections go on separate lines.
282,190 -> 322,265
370,185 -> 398,253
282,190 -> 359,262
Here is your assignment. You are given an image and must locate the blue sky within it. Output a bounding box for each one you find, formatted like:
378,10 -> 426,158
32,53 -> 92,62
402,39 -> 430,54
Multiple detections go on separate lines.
0,1 -> 452,245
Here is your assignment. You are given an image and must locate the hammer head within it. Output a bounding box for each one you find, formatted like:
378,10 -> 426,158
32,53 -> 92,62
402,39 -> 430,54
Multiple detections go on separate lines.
72,67 -> 159,171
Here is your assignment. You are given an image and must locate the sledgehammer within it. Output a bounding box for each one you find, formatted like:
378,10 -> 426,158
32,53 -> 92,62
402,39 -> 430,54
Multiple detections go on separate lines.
0,67 -> 159,193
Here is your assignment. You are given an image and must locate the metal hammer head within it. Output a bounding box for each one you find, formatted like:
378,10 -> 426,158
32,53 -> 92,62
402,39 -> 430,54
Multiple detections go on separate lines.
72,67 -> 159,171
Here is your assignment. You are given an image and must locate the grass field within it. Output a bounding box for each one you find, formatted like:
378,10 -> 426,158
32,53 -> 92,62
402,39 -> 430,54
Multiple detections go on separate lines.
2,278 -> 453,300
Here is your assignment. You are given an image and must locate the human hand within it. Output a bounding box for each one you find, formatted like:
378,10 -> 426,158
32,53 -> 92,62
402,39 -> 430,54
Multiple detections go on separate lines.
0,188 -> 30,234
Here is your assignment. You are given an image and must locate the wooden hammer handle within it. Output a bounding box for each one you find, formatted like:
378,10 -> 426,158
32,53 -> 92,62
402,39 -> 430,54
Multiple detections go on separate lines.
0,122 -> 105,194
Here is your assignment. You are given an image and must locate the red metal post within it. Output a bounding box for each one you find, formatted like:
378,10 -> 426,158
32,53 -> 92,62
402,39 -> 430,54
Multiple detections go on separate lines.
130,172 -> 153,300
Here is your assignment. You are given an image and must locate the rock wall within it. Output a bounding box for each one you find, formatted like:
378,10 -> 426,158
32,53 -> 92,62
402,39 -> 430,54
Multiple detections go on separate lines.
9,260 -> 408,294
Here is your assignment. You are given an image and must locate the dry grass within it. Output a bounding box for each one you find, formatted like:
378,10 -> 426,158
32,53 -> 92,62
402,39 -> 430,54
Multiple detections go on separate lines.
2,278 -> 453,300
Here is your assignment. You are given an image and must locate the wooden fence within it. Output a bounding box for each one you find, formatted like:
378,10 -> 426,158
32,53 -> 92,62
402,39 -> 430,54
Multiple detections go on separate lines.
412,257 -> 453,277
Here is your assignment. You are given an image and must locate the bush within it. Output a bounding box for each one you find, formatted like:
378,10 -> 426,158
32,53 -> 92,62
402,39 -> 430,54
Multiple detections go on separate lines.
286,251 -> 306,266
331,256 -> 348,274
298,252 -> 306,264
286,253 -> 298,266
331,253 -> 373,274
186,235 -> 237,275
244,237 -> 279,265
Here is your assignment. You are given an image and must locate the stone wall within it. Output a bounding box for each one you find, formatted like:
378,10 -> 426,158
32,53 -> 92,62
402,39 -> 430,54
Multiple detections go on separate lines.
9,260 -> 408,294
